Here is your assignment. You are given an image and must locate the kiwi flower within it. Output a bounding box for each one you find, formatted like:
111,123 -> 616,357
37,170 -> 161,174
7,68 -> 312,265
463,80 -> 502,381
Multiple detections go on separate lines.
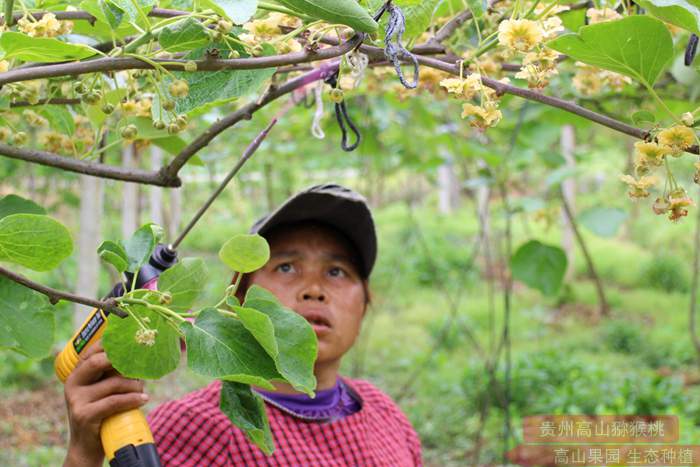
440,74 -> 485,99
634,142 -> 671,167
657,125 -> 696,155
497,19 -> 544,52
586,8 -> 622,24
461,101 -> 502,129
666,189 -> 694,221
619,174 -> 657,199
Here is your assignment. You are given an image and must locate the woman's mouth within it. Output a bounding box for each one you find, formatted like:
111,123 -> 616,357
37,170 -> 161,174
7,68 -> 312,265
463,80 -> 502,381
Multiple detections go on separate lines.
301,313 -> 331,333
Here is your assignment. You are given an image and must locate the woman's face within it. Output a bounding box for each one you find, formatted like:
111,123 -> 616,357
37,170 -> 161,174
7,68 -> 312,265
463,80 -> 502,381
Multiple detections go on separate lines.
247,223 -> 367,367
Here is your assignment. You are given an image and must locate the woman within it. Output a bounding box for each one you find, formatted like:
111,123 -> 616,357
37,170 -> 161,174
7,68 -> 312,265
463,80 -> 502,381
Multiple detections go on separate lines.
63,184 -> 422,466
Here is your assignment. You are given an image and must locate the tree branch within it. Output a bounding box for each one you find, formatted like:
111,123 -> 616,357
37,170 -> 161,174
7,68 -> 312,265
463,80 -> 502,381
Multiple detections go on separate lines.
1,7 -> 189,25
0,142 -> 180,186
163,59 -> 343,180
0,37 -> 359,86
10,97 -> 81,107
0,265 -> 125,317
357,44 -> 699,154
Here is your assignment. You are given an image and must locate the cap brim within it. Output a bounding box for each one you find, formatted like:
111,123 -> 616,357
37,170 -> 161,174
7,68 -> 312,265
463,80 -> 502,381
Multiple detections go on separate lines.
250,186 -> 376,277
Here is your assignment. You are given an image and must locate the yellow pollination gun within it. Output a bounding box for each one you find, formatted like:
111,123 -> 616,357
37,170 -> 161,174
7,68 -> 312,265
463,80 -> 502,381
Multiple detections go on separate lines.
55,245 -> 177,467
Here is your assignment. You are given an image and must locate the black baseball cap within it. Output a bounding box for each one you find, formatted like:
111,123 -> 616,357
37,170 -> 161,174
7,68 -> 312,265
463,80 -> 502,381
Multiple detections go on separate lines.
250,183 -> 377,278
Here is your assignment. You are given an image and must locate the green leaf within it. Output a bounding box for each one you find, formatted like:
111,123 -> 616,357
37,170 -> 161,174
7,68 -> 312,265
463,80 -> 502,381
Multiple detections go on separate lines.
0,214 -> 73,271
39,106 -> 76,136
510,240 -> 567,296
97,240 -> 129,273
102,304 -> 181,379
546,16 -> 673,87
0,32 -> 99,62
545,166 -> 577,188
219,234 -> 270,273
402,0 -> 441,40
0,195 -> 45,220
158,18 -> 210,53
631,110 -> 656,126
637,0 -> 700,34
100,0 -> 125,28
199,0 -> 258,24
0,276 -> 54,358
151,135 -> 193,158
220,381 -> 274,455
110,0 -> 155,24
181,307 -> 282,388
578,207 -> 629,238
168,65 -> 276,116
276,0 -> 378,33
157,258 -> 208,312
122,223 -> 161,273
242,285 -> 317,396
466,0 -> 486,18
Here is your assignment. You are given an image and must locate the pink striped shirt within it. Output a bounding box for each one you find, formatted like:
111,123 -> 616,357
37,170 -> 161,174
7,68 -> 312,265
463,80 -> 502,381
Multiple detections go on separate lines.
147,378 -> 422,466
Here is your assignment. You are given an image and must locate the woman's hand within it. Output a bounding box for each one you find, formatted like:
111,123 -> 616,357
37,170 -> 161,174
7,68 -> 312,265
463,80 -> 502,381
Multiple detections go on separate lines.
62,341 -> 149,467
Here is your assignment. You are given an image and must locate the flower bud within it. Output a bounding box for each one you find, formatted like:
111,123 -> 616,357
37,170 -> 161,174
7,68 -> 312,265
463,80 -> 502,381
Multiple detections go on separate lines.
169,79 -> 189,98
83,90 -> 102,105
135,328 -> 157,346
163,100 -> 176,111
101,103 -> 115,114
184,60 -> 197,72
73,81 -> 87,95
175,114 -> 188,130
153,119 -> 166,130
13,131 -> 27,145
682,112 -> 695,127
121,124 -> 138,140
160,292 -> 172,305
217,19 -> 233,34
329,88 -> 344,103
167,122 -> 180,134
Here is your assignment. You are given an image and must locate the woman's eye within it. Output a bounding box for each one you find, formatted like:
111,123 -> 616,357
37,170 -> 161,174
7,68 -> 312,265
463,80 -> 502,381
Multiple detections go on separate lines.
276,263 -> 294,273
328,266 -> 346,277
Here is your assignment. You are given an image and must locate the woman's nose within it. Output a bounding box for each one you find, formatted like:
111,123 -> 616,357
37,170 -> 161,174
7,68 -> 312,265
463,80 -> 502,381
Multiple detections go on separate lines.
299,280 -> 326,302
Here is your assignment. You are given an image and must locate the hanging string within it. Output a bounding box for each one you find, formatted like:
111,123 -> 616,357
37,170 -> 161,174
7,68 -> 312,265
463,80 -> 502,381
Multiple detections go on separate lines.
311,81 -> 325,139
384,3 -> 419,89
347,50 -> 369,89
686,34 -> 698,66
324,71 -> 361,152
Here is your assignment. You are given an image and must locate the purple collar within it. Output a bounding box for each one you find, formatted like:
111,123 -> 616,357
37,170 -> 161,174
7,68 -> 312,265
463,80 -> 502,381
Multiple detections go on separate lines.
254,379 -> 362,422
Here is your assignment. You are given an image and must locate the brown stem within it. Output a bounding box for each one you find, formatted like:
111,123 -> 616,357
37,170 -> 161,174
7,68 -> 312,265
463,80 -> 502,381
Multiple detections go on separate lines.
170,118 -> 277,249
0,265 -> 125,317
690,187 -> 700,360
1,7 -> 189,25
359,47 -> 699,155
162,57 -> 349,180
0,39 -> 358,87
559,187 -> 610,317
10,97 -> 81,107
0,142 -> 179,187
415,54 -> 653,142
